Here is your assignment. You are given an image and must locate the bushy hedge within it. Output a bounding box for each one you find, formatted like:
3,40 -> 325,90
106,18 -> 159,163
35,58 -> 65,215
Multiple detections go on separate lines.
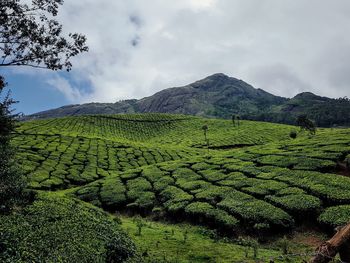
185,202 -> 239,230
275,170 -> 350,204
100,177 -> 126,208
0,194 -> 136,262
198,169 -> 229,182
266,194 -> 321,212
218,190 -> 294,228
318,205 -> 350,227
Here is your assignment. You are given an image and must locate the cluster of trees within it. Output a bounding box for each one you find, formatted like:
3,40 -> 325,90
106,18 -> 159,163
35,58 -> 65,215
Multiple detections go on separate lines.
0,0 -> 87,210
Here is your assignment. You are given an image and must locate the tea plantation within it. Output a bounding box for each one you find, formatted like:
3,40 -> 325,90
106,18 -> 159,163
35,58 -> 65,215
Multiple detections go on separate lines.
9,113 -> 350,262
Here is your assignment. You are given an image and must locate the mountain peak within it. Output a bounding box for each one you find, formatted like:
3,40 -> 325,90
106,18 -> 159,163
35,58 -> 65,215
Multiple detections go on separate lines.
293,92 -> 317,99
206,73 -> 230,79
191,73 -> 241,90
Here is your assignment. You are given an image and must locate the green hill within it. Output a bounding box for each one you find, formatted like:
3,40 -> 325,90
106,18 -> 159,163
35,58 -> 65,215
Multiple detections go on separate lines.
7,113 -> 350,262
24,74 -> 350,127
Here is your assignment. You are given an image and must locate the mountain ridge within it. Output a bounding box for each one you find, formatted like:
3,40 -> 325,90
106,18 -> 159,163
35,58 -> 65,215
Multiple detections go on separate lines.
24,73 -> 350,127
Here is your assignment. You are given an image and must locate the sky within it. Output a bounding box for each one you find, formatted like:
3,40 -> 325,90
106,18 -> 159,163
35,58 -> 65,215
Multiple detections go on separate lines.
2,0 -> 350,114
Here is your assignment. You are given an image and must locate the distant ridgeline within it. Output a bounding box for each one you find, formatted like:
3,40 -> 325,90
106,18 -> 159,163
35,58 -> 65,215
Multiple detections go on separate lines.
25,74 -> 350,127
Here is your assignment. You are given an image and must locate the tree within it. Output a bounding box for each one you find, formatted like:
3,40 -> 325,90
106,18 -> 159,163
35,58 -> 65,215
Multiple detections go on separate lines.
201,125 -> 209,154
202,125 -> 208,142
310,223 -> 350,263
296,115 -> 316,135
231,114 -> 236,127
236,115 -> 241,127
0,0 -> 88,71
0,76 -> 25,212
0,0 -> 88,211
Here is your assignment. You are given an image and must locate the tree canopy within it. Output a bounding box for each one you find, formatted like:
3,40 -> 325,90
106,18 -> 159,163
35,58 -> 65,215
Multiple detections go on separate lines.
0,0 -> 88,71
297,114 -> 316,135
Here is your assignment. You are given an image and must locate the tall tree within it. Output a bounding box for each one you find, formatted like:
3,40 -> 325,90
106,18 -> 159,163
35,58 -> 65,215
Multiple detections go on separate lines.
202,125 -> 208,142
0,0 -> 88,211
296,114 -> 316,135
231,114 -> 236,127
201,125 -> 209,154
0,76 -> 25,212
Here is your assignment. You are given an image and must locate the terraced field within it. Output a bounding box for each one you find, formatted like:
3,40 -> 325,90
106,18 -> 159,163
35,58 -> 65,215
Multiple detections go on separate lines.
14,113 -> 350,259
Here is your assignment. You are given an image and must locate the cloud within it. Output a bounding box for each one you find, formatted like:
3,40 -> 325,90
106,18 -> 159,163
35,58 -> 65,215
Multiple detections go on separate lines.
46,76 -> 83,102
248,64 -> 311,98
13,0 -> 350,104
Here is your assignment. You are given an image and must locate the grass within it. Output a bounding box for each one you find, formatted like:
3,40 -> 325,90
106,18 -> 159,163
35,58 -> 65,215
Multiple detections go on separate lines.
120,215 -> 285,263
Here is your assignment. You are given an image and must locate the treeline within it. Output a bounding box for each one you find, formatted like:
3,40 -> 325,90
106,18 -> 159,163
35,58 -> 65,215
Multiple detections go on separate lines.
211,102 -> 350,127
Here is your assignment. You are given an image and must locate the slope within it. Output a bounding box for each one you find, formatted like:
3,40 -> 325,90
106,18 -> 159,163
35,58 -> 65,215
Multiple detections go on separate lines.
24,73 -> 350,127
13,113 -> 350,236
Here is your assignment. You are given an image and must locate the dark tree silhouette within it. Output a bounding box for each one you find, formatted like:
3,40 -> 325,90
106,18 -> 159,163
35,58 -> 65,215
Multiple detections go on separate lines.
0,0 -> 88,211
202,125 -> 208,142
0,76 -> 25,212
231,114 -> 236,126
201,125 -> 210,153
236,115 -> 241,127
296,114 -> 316,135
0,0 -> 88,71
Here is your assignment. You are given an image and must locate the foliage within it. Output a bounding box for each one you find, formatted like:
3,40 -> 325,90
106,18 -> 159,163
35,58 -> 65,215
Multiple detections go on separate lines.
0,76 -> 26,212
11,113 -> 350,242
0,0 -> 88,70
297,115 -> 316,135
0,193 -> 136,262
318,205 -> 350,227
289,130 -> 297,139
120,216 -> 288,263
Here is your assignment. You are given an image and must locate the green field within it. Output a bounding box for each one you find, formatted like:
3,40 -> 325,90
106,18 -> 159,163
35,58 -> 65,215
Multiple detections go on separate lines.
10,113 -> 350,262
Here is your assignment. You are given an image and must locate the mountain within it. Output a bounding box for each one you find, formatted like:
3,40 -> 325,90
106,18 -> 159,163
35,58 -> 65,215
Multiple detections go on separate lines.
25,73 -> 350,127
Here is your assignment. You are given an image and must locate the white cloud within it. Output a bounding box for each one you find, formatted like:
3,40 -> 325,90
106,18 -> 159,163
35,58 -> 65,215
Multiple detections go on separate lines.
46,76 -> 83,102
21,0 -> 350,103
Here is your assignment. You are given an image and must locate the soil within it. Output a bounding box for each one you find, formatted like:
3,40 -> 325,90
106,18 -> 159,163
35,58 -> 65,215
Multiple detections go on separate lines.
336,161 -> 350,177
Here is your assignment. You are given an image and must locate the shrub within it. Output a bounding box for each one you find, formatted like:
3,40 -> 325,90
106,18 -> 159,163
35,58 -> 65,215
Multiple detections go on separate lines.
142,166 -> 167,183
0,194 -> 136,262
207,209 -> 239,229
198,169 -> 229,182
266,194 -> 321,212
218,190 -> 294,228
154,176 -> 175,192
129,191 -> 156,210
177,180 -> 210,192
75,182 -> 101,203
172,168 -> 201,181
127,177 -> 152,200
276,170 -> 350,204
318,205 -> 350,227
195,185 -> 231,204
289,131 -> 297,139
100,178 -> 127,207
185,201 -> 213,216
160,186 -> 193,212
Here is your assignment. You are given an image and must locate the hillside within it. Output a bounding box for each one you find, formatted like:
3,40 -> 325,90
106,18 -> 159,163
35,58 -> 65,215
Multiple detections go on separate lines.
8,113 -> 350,261
25,73 -> 350,127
